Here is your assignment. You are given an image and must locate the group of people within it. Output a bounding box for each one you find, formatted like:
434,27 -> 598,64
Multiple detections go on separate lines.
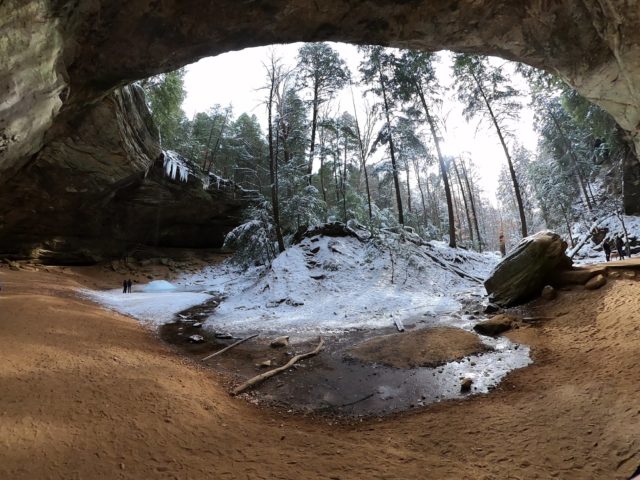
602,236 -> 629,262
122,278 -> 133,293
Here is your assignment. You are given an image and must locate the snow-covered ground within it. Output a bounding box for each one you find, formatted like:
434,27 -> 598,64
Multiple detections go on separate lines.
82,289 -> 212,325
84,233 -> 500,338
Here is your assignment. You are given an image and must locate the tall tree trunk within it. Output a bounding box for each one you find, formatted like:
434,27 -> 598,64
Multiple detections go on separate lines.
425,174 -> 441,230
318,124 -> 327,207
404,159 -> 412,214
453,158 -> 474,245
307,85 -> 319,183
548,109 -> 594,211
351,91 -> 373,220
333,128 -> 340,206
473,73 -> 528,238
378,63 -> 404,225
342,132 -> 348,222
561,207 -> 575,248
415,83 -> 455,247
205,111 -> 229,173
451,179 -> 461,238
267,76 -> 285,254
412,158 -> 428,226
460,158 -> 483,251
201,116 -> 217,170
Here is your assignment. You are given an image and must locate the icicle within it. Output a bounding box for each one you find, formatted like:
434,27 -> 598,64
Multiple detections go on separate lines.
162,150 -> 190,183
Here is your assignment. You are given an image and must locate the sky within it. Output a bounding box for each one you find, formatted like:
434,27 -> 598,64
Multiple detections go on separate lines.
182,42 -> 539,201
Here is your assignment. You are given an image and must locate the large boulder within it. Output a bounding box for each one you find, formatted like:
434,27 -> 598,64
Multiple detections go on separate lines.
484,231 -> 572,307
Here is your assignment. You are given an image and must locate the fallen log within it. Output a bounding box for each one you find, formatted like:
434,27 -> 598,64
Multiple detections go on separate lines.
232,337 -> 325,396
202,334 -> 259,361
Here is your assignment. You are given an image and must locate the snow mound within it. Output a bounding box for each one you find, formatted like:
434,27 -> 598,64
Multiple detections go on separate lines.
143,280 -> 178,292
170,233 -> 499,338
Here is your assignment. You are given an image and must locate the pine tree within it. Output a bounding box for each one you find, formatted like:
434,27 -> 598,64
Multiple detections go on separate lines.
359,46 -> 405,225
393,50 -> 457,247
453,54 -> 528,238
296,43 -> 350,183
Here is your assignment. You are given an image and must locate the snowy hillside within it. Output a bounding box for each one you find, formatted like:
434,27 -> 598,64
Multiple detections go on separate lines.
85,231 -> 500,338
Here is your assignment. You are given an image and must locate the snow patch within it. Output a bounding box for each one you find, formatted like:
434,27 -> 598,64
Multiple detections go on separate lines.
81,288 -> 211,326
143,280 -> 177,292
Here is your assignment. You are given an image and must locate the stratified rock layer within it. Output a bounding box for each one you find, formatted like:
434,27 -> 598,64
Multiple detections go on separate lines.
0,84 -> 249,263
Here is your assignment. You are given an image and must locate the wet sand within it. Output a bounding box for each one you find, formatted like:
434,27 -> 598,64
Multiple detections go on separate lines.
1,263 -> 640,479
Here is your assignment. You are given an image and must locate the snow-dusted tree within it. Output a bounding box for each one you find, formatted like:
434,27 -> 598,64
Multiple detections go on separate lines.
393,116 -> 429,226
281,185 -> 326,232
226,113 -> 268,191
263,52 -> 287,253
349,91 -> 378,221
393,50 -> 456,247
496,144 -> 539,243
528,154 -> 577,245
456,154 -> 483,251
224,202 -> 277,267
359,46 -> 405,225
296,43 -> 350,182
453,54 -> 528,238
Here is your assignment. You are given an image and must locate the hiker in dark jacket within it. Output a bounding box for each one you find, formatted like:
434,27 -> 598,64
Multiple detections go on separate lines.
616,236 -> 626,260
127,278 -> 132,293
122,279 -> 127,293
602,239 -> 611,262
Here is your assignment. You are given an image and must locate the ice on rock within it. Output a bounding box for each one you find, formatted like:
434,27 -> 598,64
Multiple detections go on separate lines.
143,280 -> 178,292
162,150 -> 190,182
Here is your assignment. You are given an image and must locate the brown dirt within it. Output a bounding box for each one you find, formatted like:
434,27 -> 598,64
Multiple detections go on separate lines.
2,264 -> 640,479
348,327 -> 490,368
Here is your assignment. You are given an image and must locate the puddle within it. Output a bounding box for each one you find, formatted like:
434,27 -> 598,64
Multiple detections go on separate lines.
248,328 -> 530,417
159,291 -> 532,418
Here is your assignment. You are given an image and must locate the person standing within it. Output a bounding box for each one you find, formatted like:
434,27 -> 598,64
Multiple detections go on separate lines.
616,236 -> 626,260
602,239 -> 611,262
127,278 -> 132,293
122,279 -> 127,294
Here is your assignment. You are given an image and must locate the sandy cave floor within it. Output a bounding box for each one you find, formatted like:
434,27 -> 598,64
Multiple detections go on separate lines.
1,263 -> 640,479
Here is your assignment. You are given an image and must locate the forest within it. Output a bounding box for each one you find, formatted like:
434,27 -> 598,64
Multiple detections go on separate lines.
141,44 -> 629,264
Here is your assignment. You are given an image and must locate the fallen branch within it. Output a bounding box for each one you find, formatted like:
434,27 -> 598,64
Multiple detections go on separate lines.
339,392 -> 374,408
393,317 -> 405,332
420,249 -> 484,283
232,337 -> 324,396
202,334 -> 258,361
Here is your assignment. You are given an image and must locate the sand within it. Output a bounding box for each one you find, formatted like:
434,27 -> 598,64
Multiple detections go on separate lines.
1,264 -> 640,479
348,327 -> 490,368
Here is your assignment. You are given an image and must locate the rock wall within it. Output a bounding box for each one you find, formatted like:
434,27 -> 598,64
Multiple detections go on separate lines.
0,84 -> 248,263
3,0 -> 640,255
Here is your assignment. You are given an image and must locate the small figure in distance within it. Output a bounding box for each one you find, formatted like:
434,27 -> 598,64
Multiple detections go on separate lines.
127,278 -> 132,293
616,236 -> 626,260
122,279 -> 127,294
602,238 -> 611,262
